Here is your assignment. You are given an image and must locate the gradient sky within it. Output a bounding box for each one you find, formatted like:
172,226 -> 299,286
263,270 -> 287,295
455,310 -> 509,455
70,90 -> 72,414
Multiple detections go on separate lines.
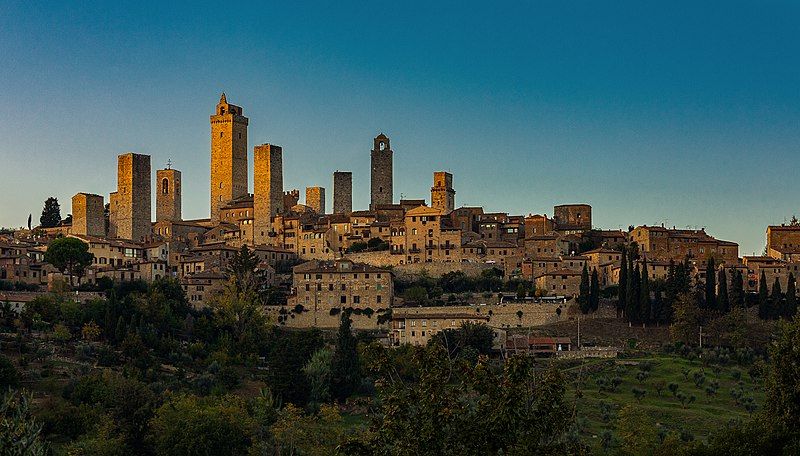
1,1 -> 798,255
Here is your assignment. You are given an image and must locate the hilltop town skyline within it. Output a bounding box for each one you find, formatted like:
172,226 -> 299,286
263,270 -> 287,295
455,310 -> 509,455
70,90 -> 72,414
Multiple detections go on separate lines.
2,2 -> 800,257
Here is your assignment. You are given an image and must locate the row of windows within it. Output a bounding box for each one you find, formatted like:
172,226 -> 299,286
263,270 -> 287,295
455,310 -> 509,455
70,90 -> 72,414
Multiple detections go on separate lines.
302,273 -> 382,280
304,283 -> 384,292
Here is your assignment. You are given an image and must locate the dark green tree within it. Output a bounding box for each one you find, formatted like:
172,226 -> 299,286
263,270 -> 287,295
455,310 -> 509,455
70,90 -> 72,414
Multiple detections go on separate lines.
786,273 -> 797,319
44,237 -> 94,286
618,248 -> 628,317
771,277 -> 783,320
758,271 -> 769,320
640,259 -> 651,324
731,269 -> 745,309
578,264 -> 590,314
0,390 -> 49,455
429,322 -> 495,359
39,196 -> 62,228
590,268 -> 600,313
627,263 -> 641,323
704,257 -> 717,310
330,311 -> 361,402
718,268 -> 730,314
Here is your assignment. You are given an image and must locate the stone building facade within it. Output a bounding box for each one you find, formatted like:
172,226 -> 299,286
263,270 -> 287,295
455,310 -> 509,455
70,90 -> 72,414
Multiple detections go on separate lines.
210,93 -> 248,220
71,193 -> 104,237
333,171 -> 352,214
283,189 -> 300,209
114,153 -> 151,241
370,133 -> 393,210
254,144 -> 283,245
431,171 -> 455,214
290,258 -> 394,311
305,186 -> 325,214
553,204 -> 592,233
156,168 -> 181,222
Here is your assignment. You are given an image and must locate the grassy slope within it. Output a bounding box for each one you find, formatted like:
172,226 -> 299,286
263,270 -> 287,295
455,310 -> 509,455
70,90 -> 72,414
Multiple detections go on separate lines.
560,354 -> 765,450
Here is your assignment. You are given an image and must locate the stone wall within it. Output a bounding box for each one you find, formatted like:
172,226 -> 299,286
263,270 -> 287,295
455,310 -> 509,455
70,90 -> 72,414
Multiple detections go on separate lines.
116,153 -> 151,241
345,251 -> 494,279
254,144 -> 283,245
305,186 -> 325,214
265,305 -> 391,330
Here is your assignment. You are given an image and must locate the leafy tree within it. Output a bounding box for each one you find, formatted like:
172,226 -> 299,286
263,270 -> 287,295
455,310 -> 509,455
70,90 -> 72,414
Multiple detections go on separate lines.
225,245 -> 261,293
330,312 -> 361,402
148,394 -> 254,456
39,196 -> 61,228
626,263 -> 641,323
0,355 -> 20,389
578,264 -> 590,314
765,315 -> 800,431
429,322 -> 495,359
44,237 -> 94,286
347,343 -> 576,455
303,348 -> 333,409
670,293 -> 702,345
264,329 -> 324,406
0,390 -> 49,456
718,268 -> 730,314
208,278 -> 270,353
758,271 -> 769,320
267,403 -> 343,455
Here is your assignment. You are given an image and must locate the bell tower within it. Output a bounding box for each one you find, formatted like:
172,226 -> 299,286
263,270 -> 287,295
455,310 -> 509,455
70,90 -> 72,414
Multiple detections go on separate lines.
370,133 -> 393,210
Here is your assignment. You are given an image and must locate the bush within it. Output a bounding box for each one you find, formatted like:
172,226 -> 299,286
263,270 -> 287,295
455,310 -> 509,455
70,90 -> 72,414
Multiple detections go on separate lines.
0,355 -> 20,389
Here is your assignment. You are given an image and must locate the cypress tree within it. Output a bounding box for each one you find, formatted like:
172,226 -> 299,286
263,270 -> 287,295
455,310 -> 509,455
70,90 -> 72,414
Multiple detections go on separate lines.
731,269 -> 744,309
717,268 -> 729,314
39,196 -> 62,228
579,264 -> 590,314
665,260 -> 676,304
330,311 -> 361,402
590,269 -> 600,313
640,258 -> 651,324
758,271 -> 769,319
618,248 -> 628,317
771,277 -> 783,320
704,258 -> 716,310
786,272 -> 797,318
627,263 -> 641,323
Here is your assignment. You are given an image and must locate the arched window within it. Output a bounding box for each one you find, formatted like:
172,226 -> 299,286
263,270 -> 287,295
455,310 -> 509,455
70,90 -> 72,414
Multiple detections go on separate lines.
162,178 -> 169,195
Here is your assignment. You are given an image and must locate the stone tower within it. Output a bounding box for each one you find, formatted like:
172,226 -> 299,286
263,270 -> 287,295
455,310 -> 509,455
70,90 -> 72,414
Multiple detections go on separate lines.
431,171 -> 455,214
210,93 -> 249,220
115,153 -> 151,241
333,171 -> 352,214
156,167 -> 182,222
306,187 -> 326,214
254,144 -> 283,245
370,133 -> 393,210
71,193 -> 104,237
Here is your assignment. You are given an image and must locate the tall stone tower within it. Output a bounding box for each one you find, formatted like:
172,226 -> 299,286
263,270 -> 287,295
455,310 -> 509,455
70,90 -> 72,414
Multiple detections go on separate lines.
210,93 -> 248,220
156,167 -> 182,222
431,171 -> 455,214
283,190 -> 300,210
71,193 -> 104,237
306,187 -> 326,214
370,133 -> 393,210
333,171 -> 352,214
254,144 -> 283,245
115,153 -> 151,241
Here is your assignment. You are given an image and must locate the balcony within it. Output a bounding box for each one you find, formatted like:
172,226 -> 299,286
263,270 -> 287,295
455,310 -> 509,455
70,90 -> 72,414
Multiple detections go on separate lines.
409,248 -> 421,254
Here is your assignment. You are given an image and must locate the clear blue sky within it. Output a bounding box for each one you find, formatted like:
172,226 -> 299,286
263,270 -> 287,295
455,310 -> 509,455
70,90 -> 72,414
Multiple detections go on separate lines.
1,1 -> 798,255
